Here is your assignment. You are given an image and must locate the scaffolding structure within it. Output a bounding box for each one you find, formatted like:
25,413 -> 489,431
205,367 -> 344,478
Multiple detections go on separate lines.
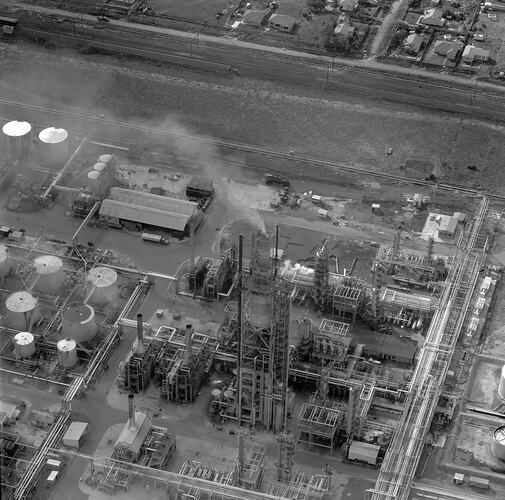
202,248 -> 236,300
179,460 -> 234,485
276,431 -> 296,483
237,231 -> 291,431
119,345 -> 156,393
368,197 -> 490,500
297,401 -> 344,451
268,471 -> 329,500
312,319 -> 352,363
328,283 -> 362,323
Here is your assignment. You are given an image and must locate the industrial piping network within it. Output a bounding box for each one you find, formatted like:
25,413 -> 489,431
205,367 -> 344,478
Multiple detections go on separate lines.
367,196 -> 489,500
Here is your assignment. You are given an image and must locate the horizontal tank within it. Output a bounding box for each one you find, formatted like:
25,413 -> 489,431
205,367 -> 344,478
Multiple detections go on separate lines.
57,338 -> 78,368
14,331 -> 36,359
62,303 -> 97,343
33,255 -> 65,295
86,266 -> 119,306
38,127 -> 69,168
2,120 -> 32,159
5,292 -> 41,331
0,244 -> 11,281
492,426 -> 505,461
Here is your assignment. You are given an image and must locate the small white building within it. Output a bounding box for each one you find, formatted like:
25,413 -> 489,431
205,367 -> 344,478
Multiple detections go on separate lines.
0,401 -> 19,426
62,421 -> 88,449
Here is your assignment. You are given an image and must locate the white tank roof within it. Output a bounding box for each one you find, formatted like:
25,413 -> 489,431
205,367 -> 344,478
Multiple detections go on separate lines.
0,244 -> 8,262
88,266 -> 117,287
6,292 -> 38,313
34,255 -> 63,275
93,162 -> 106,171
57,338 -> 77,351
98,154 -> 113,163
14,332 -> 34,345
87,170 -> 100,180
38,127 -> 68,144
2,120 -> 31,137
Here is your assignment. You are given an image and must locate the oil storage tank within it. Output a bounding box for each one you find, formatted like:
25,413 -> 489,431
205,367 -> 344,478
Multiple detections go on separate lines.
14,332 -> 36,359
498,365 -> 505,400
0,244 -> 12,281
87,170 -> 102,196
5,292 -> 41,330
2,120 -> 32,159
62,303 -> 97,343
492,426 -> 505,461
38,127 -> 69,168
86,266 -> 119,306
57,338 -> 78,368
33,255 -> 65,295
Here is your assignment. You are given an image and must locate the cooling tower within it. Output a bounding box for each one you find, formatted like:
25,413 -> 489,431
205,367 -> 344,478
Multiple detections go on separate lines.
2,120 -> 32,159
61,303 -> 97,343
86,266 -> 119,306
0,244 -> 11,281
5,292 -> 41,331
57,338 -> 78,368
38,127 -> 69,168
33,255 -> 65,295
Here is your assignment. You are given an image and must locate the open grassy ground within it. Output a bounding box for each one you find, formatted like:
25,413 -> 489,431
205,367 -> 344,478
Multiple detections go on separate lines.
1,42 -> 505,193
147,0 -> 235,22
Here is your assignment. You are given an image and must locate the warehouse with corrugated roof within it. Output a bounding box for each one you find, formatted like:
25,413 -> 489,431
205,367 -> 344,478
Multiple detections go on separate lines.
99,187 -> 203,236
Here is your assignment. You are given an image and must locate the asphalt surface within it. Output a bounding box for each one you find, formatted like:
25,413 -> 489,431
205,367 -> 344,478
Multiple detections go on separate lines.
7,8 -> 505,124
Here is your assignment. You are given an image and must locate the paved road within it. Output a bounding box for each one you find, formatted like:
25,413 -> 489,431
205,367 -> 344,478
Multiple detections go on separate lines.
6,6 -> 505,124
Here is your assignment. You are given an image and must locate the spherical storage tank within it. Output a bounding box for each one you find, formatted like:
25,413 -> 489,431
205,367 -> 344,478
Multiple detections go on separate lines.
86,266 -> 119,306
14,332 -> 36,359
57,338 -> 78,368
492,426 -> 505,461
33,255 -> 65,295
5,292 -> 41,331
38,127 -> 69,168
2,120 -> 32,160
62,303 -> 97,343
0,244 -> 11,281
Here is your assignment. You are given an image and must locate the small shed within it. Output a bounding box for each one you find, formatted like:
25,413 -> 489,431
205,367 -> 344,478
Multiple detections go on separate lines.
469,476 -> 489,489
186,176 -> 214,199
348,441 -> 380,465
371,203 -> 381,212
47,470 -> 59,483
318,208 -> 329,218
62,421 -> 88,449
311,194 -> 322,203
453,473 -> 464,484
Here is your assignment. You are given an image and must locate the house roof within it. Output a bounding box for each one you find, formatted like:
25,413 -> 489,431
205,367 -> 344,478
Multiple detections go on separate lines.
186,176 -> 214,195
109,187 -> 198,216
439,216 -> 458,234
404,33 -> 423,53
349,441 -> 380,460
339,0 -> 358,10
334,21 -> 355,36
418,7 -> 444,25
433,40 -> 462,60
269,13 -> 297,29
463,45 -> 490,59
242,9 -> 269,26
100,199 -> 191,231
115,412 -> 152,456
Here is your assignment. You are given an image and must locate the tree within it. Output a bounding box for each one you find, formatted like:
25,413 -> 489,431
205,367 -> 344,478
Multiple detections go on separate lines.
307,0 -> 326,13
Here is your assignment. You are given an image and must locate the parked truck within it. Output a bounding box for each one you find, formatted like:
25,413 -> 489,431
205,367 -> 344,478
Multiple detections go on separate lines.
141,233 -> 167,244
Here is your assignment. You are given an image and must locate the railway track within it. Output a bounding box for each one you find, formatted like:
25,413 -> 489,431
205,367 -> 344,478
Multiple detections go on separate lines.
1,98 -> 504,201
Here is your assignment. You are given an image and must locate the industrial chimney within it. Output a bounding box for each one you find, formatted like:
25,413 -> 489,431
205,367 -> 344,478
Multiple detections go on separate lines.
128,394 -> 136,430
184,324 -> 193,365
135,313 -> 145,355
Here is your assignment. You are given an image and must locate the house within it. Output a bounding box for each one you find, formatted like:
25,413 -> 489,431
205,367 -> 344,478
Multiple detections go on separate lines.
334,21 -> 356,36
339,0 -> 358,12
241,9 -> 270,27
268,14 -> 297,32
433,39 -> 463,60
438,216 -> 458,237
404,33 -> 423,54
462,45 -> 490,63
417,8 -> 445,27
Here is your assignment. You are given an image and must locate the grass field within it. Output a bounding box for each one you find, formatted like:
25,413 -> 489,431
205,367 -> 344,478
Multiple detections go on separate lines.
1,42 -> 505,193
148,0 -> 235,22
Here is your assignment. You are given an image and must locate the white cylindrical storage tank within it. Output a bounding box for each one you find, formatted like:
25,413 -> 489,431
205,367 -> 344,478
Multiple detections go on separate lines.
33,255 -> 65,295
57,338 -> 78,368
0,244 -> 11,281
87,170 -> 102,195
38,127 -> 69,168
93,162 -> 106,173
492,426 -> 505,461
5,292 -> 41,331
86,266 -> 119,306
14,331 -> 36,359
62,303 -> 97,343
98,154 -> 113,165
498,365 -> 505,400
2,120 -> 32,159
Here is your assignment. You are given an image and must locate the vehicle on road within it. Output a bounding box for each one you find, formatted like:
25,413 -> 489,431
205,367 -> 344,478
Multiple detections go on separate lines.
141,233 -> 167,244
